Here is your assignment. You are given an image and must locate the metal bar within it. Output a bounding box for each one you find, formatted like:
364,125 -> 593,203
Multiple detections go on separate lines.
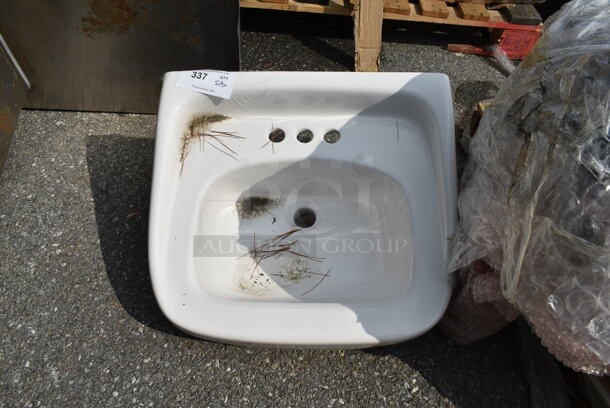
0,39 -> 28,174
0,33 -> 30,89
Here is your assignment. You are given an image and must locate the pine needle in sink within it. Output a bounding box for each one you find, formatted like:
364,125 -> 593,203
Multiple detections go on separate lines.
180,113 -> 244,173
243,229 -> 324,279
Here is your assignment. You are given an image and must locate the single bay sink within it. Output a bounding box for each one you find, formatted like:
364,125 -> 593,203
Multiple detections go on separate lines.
149,72 -> 456,347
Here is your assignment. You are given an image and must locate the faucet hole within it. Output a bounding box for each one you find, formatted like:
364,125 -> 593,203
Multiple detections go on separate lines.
293,208 -> 316,228
269,129 -> 285,143
324,130 -> 341,144
297,129 -> 314,143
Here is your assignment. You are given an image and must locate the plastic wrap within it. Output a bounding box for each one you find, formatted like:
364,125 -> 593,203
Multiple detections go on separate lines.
449,0 -> 610,375
486,44 -> 516,75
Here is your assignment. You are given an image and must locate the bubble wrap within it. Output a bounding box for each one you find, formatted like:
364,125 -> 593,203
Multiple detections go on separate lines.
449,0 -> 610,375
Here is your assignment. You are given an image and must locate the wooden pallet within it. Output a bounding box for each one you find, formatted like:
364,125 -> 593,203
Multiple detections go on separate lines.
240,0 -> 543,71
242,0 -> 540,27
241,0 -> 351,15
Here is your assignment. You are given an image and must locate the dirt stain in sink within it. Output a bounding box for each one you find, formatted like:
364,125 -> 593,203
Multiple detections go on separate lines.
273,258 -> 313,283
236,196 -> 281,219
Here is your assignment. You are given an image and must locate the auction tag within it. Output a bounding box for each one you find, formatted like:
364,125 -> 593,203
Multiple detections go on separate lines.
175,70 -> 235,99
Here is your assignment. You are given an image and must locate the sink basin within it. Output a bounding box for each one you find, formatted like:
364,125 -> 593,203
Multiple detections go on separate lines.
149,71 -> 456,347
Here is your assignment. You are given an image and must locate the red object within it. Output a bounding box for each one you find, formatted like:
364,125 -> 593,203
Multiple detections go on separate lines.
498,29 -> 541,59
448,27 -> 542,60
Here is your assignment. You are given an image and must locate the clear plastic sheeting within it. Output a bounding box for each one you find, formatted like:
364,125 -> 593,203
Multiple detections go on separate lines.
448,0 -> 610,375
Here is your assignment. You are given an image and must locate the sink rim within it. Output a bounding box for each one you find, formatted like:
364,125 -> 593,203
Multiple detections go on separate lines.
149,71 -> 456,347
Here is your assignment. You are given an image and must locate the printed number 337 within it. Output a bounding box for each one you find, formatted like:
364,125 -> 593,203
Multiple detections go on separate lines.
191,72 -> 208,80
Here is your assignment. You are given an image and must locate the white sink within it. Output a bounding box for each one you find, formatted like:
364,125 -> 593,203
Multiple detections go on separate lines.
149,72 -> 456,347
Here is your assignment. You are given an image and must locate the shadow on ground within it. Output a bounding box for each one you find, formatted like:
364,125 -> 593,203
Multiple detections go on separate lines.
86,134 -> 191,338
242,8 -> 482,47
364,324 -> 529,408
453,80 -> 499,136
240,8 -> 490,71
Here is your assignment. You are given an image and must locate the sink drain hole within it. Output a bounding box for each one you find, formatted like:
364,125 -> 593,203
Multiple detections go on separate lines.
293,208 -> 316,228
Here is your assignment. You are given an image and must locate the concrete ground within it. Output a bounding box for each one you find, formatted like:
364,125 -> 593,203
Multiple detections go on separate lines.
1,10 -> 527,408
